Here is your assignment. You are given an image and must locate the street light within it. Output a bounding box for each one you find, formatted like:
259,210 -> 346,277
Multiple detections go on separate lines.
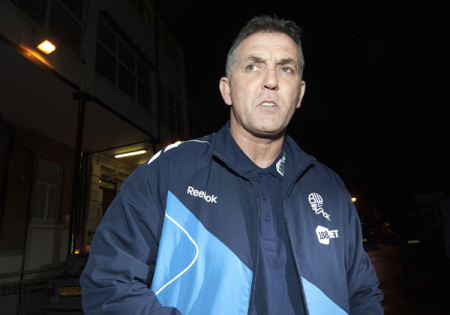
351,197 -> 357,203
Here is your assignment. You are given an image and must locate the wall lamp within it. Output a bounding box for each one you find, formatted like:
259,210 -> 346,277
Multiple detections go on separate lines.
37,40 -> 56,54
115,150 -> 147,158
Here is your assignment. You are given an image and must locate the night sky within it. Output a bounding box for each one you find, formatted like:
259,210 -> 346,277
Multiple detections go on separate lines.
156,0 -> 450,221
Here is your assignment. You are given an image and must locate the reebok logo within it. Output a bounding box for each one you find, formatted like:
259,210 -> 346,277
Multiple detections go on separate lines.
187,186 -> 218,203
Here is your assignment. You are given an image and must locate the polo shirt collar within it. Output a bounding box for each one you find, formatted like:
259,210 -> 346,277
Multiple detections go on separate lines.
227,128 -> 286,181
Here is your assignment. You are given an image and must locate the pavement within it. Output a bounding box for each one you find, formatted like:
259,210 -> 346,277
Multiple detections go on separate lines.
366,242 -> 450,314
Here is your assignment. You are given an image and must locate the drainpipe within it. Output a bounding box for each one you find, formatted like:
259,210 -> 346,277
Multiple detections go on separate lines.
69,91 -> 91,256
20,154 -> 36,281
0,128 -> 14,232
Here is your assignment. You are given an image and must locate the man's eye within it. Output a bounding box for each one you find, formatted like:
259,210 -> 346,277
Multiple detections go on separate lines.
246,65 -> 258,71
281,67 -> 294,73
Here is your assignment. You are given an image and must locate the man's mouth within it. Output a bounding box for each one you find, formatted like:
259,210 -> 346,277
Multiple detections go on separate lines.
261,102 -> 276,107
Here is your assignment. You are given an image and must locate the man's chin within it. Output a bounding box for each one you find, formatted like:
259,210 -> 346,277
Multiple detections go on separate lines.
250,128 -> 287,140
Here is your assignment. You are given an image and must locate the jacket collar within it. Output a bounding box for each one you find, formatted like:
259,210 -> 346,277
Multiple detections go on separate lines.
212,121 -> 316,185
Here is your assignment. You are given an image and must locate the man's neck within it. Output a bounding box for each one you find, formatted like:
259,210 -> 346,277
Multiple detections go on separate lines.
230,126 -> 284,169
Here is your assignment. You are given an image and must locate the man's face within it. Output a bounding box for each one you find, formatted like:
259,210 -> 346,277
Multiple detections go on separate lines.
220,32 -> 306,140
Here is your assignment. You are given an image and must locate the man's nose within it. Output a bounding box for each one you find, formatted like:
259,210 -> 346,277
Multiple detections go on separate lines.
262,68 -> 279,90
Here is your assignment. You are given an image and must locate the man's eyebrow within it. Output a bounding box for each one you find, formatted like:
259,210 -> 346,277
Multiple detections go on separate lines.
243,56 -> 266,63
241,56 -> 299,70
278,58 -> 298,67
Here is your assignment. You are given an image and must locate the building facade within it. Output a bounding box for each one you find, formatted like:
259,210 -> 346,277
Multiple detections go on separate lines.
0,0 -> 189,277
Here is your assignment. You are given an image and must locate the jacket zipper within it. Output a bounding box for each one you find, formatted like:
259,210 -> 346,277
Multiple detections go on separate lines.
283,163 -> 314,315
283,200 -> 310,315
247,179 -> 261,314
213,153 -> 261,314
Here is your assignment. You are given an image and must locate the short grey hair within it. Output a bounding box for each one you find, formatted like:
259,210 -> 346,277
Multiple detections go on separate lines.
225,15 -> 305,80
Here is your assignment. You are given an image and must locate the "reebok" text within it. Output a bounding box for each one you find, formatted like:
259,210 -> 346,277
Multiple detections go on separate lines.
187,186 -> 218,203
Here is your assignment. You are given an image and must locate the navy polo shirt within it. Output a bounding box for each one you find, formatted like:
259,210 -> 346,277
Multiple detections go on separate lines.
229,134 -> 305,314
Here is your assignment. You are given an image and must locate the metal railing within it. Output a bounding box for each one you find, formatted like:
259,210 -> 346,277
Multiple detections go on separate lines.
0,269 -> 56,315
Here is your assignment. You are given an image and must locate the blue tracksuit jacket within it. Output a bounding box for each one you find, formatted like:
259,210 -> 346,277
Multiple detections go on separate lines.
80,122 -> 383,314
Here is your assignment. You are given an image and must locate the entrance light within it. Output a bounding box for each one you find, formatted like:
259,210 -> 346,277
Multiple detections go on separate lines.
115,150 -> 147,158
37,40 -> 56,54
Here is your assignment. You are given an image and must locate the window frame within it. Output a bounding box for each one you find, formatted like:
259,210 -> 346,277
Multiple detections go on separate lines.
31,159 -> 63,222
95,14 -> 153,110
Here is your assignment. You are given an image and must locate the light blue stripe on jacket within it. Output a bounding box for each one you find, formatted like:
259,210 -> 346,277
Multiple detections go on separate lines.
151,191 -> 253,314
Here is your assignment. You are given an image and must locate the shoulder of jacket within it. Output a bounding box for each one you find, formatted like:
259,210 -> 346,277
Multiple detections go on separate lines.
308,161 -> 349,191
146,134 -> 215,167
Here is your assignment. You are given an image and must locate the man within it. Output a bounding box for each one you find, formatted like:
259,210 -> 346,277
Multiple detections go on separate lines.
81,15 -> 383,314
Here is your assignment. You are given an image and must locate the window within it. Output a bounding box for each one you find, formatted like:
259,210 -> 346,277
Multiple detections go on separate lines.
10,0 -> 47,26
127,0 -> 151,26
168,92 -> 177,132
49,0 -> 84,55
158,84 -> 185,138
11,0 -> 84,55
159,85 -> 168,125
32,159 -> 63,221
95,15 -> 153,110
58,0 -> 83,20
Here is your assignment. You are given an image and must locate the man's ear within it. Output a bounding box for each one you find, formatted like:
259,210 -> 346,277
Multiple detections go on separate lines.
219,77 -> 232,106
296,80 -> 306,109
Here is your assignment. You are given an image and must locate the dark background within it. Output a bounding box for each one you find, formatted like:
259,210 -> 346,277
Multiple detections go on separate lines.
156,0 -> 450,223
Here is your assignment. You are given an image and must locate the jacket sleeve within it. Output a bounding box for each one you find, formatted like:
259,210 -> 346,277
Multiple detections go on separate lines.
80,152 -> 181,314
346,201 -> 384,314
